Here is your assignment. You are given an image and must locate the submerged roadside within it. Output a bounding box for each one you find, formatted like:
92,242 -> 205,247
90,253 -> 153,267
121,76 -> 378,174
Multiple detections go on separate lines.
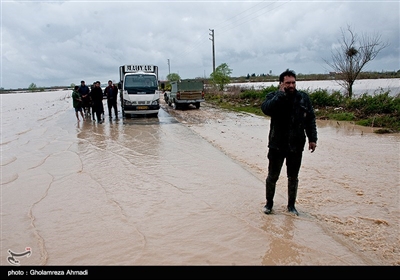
160,99 -> 400,266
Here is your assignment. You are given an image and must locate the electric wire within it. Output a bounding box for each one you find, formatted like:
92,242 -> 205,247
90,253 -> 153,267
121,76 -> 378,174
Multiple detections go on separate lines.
178,0 -> 290,69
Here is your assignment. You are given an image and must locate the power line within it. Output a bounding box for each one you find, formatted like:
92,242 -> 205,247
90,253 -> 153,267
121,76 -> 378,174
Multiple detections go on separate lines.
216,1 -> 289,34
213,0 -> 278,32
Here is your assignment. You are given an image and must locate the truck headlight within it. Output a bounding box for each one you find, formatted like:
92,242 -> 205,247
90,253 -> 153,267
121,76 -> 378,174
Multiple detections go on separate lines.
123,100 -> 136,105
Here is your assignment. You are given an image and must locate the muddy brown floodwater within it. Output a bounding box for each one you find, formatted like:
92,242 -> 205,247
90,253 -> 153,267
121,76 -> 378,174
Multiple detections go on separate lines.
1,90 -> 399,266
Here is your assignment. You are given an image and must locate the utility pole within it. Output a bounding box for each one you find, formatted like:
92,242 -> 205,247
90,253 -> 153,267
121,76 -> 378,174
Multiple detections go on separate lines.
209,29 -> 215,74
167,59 -> 171,74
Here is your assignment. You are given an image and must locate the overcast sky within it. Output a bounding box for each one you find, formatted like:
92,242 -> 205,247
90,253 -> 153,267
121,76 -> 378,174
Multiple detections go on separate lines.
1,0 -> 399,89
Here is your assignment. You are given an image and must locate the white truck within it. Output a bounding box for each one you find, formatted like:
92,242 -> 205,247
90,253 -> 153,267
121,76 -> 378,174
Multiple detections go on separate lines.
118,65 -> 162,117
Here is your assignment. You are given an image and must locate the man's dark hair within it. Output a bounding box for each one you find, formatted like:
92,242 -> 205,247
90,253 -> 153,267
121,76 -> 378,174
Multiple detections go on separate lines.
279,69 -> 296,83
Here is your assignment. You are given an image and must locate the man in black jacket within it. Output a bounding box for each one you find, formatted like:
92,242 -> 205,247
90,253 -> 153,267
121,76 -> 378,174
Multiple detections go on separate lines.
91,81 -> 105,124
261,69 -> 318,216
104,80 -> 119,120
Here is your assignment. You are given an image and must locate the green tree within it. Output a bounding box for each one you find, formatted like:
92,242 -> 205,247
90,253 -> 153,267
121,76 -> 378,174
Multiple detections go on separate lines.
28,83 -> 37,92
163,73 -> 181,91
167,73 -> 181,82
324,25 -> 388,98
210,63 -> 232,91
70,83 -> 76,89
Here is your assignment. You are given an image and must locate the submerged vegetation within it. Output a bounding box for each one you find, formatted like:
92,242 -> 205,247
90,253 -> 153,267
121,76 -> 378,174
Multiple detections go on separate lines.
205,85 -> 400,133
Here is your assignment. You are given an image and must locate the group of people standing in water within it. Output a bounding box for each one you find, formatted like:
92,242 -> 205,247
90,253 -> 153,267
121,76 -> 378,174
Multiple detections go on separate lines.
71,80 -> 119,123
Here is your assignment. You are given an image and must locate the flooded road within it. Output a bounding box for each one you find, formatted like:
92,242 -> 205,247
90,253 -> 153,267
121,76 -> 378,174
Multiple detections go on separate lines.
1,90 -> 399,266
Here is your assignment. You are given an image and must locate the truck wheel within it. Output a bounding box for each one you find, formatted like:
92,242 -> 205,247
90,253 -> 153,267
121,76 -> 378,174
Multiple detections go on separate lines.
173,102 -> 179,110
195,102 -> 200,109
168,99 -> 172,107
122,108 -> 125,118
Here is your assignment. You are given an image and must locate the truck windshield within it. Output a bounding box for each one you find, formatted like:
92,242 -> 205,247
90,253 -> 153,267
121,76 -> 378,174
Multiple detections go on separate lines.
124,75 -> 158,89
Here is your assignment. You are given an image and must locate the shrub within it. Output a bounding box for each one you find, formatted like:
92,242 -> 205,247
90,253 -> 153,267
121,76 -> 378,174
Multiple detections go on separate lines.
309,89 -> 344,107
346,92 -> 398,115
328,112 -> 355,121
239,89 -> 265,100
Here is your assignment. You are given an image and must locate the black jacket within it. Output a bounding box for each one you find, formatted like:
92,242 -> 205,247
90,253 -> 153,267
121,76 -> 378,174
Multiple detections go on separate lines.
104,85 -> 118,101
261,90 -> 318,153
91,86 -> 104,113
78,85 -> 91,107
78,85 -> 90,97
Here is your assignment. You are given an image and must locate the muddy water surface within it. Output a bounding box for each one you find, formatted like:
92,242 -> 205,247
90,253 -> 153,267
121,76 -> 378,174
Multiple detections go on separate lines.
1,90 -> 399,265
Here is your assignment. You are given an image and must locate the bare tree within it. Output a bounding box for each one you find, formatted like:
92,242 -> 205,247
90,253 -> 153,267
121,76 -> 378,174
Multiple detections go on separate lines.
325,25 -> 388,98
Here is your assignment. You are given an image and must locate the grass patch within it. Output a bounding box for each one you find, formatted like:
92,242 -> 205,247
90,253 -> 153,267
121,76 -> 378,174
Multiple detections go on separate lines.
327,112 -> 355,121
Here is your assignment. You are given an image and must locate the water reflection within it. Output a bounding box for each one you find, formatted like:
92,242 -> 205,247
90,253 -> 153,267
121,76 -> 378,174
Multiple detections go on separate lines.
261,215 -> 300,265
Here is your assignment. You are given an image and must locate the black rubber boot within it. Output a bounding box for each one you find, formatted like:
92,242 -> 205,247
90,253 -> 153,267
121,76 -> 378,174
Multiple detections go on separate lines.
287,177 -> 299,216
287,178 -> 299,216
263,178 -> 276,214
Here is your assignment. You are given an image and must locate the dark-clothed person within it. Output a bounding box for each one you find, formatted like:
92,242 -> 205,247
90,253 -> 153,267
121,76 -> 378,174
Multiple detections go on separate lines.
261,69 -> 318,216
78,80 -> 91,116
104,80 -> 119,119
72,85 -> 84,121
91,81 -> 104,124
